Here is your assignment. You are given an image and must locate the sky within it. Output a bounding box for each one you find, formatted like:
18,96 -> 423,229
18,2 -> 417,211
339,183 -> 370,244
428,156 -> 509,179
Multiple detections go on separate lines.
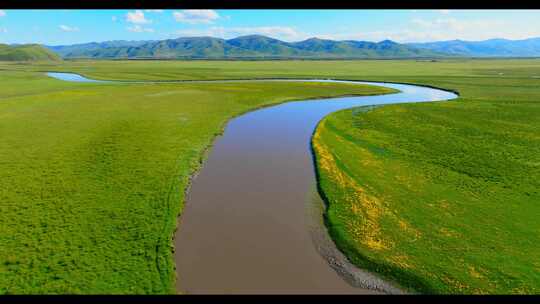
1,9 -> 540,45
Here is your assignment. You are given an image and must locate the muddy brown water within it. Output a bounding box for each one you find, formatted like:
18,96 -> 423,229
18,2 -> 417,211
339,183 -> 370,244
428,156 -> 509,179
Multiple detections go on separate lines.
47,73 -> 457,294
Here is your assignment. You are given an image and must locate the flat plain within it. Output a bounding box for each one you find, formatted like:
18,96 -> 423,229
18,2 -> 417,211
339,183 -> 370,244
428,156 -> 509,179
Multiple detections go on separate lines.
0,59 -> 538,294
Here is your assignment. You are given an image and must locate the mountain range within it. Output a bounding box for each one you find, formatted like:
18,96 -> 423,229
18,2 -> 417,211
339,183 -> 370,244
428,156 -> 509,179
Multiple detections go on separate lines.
46,35 -> 446,59
407,37 -> 540,57
3,35 -> 540,61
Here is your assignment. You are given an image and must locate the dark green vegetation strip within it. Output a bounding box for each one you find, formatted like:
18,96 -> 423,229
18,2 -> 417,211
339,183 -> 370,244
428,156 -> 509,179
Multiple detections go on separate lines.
0,67 -> 393,294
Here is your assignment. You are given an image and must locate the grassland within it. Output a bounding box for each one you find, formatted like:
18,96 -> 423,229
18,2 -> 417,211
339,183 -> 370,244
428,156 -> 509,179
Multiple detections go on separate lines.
309,66 -> 540,293
0,59 -> 538,294
3,58 -> 540,82
0,66 -> 392,294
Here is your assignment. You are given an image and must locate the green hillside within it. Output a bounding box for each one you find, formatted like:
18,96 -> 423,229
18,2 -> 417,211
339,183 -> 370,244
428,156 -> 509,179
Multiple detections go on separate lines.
0,44 -> 62,61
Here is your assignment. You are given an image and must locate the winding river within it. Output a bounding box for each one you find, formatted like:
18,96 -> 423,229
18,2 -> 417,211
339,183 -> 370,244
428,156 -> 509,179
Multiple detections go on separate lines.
47,72 -> 457,294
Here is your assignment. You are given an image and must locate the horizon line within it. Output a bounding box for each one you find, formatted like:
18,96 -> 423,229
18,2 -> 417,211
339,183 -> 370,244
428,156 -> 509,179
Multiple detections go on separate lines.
9,34 -> 540,47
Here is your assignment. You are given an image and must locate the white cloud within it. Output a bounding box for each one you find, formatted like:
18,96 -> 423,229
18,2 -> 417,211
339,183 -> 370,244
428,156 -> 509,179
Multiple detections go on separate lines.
145,10 -> 164,13
174,28 -> 218,37
410,18 -> 432,28
59,25 -> 79,32
126,10 -> 151,24
175,26 -> 303,41
112,16 -> 117,22
0,28 -> 7,33
314,29 -> 450,43
173,10 -> 219,24
169,18 -> 540,44
0,10 -> 5,17
229,26 -> 300,39
438,10 -> 451,15
411,18 -> 469,32
404,17 -> 511,41
313,17 -> 540,43
127,25 -> 154,33
173,18 -> 539,44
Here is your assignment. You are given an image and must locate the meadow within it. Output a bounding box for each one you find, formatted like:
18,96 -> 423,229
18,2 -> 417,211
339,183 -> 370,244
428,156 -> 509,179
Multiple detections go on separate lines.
0,59 -> 538,294
310,62 -> 540,294
0,66 -> 391,294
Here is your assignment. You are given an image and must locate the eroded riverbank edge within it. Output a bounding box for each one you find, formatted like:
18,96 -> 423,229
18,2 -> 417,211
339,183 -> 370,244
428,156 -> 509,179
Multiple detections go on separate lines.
308,85 -> 461,293
308,106 -> 410,295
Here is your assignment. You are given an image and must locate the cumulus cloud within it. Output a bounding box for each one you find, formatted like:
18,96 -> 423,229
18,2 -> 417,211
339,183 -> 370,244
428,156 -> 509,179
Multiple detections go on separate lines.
112,16 -> 117,22
175,26 -> 303,41
126,10 -> 151,24
173,10 -> 219,24
145,10 -> 164,13
59,25 -> 79,32
127,25 -> 154,33
0,10 -> 5,17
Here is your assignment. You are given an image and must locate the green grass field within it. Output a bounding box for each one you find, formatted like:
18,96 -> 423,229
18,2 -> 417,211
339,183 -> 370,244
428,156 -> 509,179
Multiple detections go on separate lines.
0,66 -> 392,294
0,59 -> 538,294
311,67 -> 540,293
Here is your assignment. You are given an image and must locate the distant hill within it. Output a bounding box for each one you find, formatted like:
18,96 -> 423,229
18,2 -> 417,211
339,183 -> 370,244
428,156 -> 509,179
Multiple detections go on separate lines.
47,40 -> 152,58
0,44 -> 62,61
45,35 -> 446,59
408,37 -> 540,57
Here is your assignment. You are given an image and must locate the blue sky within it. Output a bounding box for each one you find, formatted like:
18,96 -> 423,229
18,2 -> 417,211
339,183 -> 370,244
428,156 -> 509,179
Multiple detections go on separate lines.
0,10 -> 539,45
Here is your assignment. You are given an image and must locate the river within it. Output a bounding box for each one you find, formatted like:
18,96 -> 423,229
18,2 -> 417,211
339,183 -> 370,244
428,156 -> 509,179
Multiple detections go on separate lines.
47,72 -> 457,294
